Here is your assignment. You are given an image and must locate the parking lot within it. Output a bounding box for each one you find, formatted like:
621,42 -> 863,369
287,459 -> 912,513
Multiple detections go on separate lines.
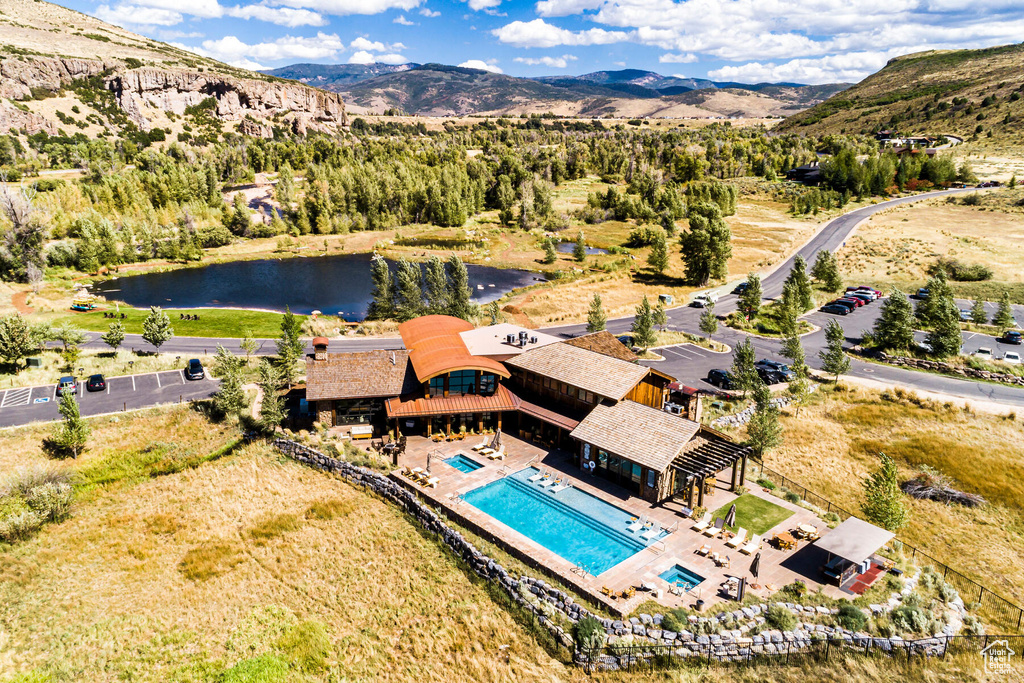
0,370 -> 220,428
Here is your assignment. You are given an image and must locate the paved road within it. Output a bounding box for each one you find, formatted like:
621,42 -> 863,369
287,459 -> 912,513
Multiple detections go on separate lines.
0,370 -> 219,428
80,334 -> 405,356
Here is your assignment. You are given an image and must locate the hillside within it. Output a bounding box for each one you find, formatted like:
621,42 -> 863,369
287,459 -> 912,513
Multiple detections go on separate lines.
334,63 -> 848,117
263,62 -> 417,89
0,0 -> 345,139
780,43 -> 1024,136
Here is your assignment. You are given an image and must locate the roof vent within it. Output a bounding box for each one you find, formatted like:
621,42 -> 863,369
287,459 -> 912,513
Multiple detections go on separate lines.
390,352 -> 396,365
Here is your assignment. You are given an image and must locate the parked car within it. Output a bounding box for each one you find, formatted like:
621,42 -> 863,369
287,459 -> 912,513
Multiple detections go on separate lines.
706,369 -> 735,389
856,286 -> 883,297
847,286 -> 880,300
915,288 -> 930,299
756,359 -> 796,382
56,376 -> 77,396
86,374 -> 106,392
836,297 -> 865,308
974,347 -> 994,360
847,292 -> 874,305
185,359 -> 205,380
732,282 -> 749,295
1003,351 -> 1022,365
820,304 -> 850,315
690,291 -> 719,308
1003,330 -> 1023,345
959,309 -> 972,322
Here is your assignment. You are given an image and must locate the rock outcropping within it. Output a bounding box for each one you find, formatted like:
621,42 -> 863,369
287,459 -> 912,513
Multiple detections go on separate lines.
0,57 -> 346,135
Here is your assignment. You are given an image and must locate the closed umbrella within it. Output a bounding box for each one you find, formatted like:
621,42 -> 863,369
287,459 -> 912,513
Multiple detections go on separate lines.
751,551 -> 761,580
725,503 -> 737,528
490,427 -> 502,450
737,576 -> 746,601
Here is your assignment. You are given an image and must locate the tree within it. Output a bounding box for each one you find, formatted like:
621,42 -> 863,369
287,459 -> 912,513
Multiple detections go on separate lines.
747,381 -> 782,459
0,181 -> 45,283
679,201 -> 732,285
810,249 -> 843,293
819,319 -> 850,382
256,358 -> 285,434
699,302 -> 718,342
487,301 -> 502,325
730,337 -> 759,394
394,258 -> 424,321
785,255 -> 814,312
915,268 -> 953,327
239,330 -> 258,365
101,321 -> 125,353
48,391 -> 89,458
862,452 -> 909,532
926,297 -> 964,359
970,299 -> 988,326
0,313 -> 33,368
445,254 -> 473,320
572,230 -> 587,263
652,299 -> 667,331
423,255 -> 449,315
992,291 -> 1015,330
141,306 -> 173,351
586,294 -> 606,333
52,322 -> 86,372
212,345 -> 247,419
738,274 -> 762,320
1009,174 -> 1017,189
542,238 -> 557,264
367,255 -> 395,320
778,280 -> 800,338
277,306 -> 304,359
631,295 -> 657,352
574,615 -> 607,674
872,288 -> 916,352
646,229 -> 668,274
224,192 -> 252,237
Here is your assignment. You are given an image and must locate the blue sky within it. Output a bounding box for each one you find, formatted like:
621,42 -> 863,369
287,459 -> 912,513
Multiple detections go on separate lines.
60,0 -> 1024,84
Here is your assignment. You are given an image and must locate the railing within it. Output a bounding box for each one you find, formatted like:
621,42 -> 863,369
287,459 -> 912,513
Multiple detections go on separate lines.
751,461 -> 1024,634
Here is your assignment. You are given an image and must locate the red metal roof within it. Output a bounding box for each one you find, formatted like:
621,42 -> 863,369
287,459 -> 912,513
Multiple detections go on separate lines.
398,315 -> 509,383
515,395 -> 581,431
385,384 -> 519,418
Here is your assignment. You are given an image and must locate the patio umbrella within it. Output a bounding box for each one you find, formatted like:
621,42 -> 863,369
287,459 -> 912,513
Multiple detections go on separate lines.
737,576 -> 746,602
490,428 -> 502,450
725,503 -> 737,528
750,551 -> 761,580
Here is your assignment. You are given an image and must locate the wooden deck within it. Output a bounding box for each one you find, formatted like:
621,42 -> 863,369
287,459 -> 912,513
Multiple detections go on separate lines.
389,434 -> 847,616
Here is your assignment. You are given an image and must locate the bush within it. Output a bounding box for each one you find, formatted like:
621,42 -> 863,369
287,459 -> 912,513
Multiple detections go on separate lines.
220,653 -> 289,682
764,604 -> 797,631
0,510 -> 43,543
784,491 -> 800,504
625,224 -> 661,247
781,581 -> 808,598
573,615 -> 607,652
890,603 -> 930,633
929,257 -> 992,282
199,224 -> 234,248
756,477 -> 776,490
660,608 -> 689,634
836,604 -> 867,631
938,582 -> 959,604
24,481 -> 73,522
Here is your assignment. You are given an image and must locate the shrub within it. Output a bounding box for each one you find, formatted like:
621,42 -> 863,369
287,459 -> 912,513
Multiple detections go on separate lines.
765,604 -> 797,631
890,603 -> 930,633
885,574 -> 904,592
784,491 -> 800,504
836,604 -> 867,631
756,478 -> 776,490
276,620 -> 332,674
660,608 -> 689,634
574,615 -> 607,652
625,224 -> 661,247
938,582 -> 959,604
24,481 -> 73,522
781,581 -> 808,598
220,654 -> 289,682
0,510 -> 43,543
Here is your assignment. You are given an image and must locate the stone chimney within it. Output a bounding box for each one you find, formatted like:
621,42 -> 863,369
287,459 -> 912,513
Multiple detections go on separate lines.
312,336 -> 329,360
690,394 -> 703,423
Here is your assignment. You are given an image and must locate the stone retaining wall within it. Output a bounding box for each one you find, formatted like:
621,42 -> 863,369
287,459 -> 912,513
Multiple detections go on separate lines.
273,438 -> 971,671
873,352 -> 1024,387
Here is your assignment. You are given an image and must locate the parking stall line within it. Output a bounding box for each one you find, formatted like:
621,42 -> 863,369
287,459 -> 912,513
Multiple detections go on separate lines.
180,370 -> 185,384
132,375 -> 136,391
156,373 -> 162,388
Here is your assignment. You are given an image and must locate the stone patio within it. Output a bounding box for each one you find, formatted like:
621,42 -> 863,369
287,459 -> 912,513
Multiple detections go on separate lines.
388,434 -> 850,617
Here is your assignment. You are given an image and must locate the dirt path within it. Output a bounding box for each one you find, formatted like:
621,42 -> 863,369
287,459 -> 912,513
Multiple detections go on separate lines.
12,290 -> 33,314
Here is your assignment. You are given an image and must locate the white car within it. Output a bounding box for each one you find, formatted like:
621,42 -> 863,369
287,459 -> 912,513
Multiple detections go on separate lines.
690,292 -> 719,308
974,347 -> 994,360
1003,352 -> 1021,365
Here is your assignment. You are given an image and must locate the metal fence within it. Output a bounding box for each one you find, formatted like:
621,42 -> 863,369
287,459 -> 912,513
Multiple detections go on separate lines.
752,462 -> 1024,633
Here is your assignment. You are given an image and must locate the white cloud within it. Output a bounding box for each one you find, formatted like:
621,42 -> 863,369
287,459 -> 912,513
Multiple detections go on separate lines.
513,54 -> 577,68
227,5 -> 326,26
375,53 -> 410,64
419,6 -> 439,16
458,59 -> 503,73
95,4 -> 183,27
491,19 -> 629,48
350,36 -> 406,52
465,0 -> 500,9
95,0 -> 326,27
348,50 -> 376,64
196,32 -> 345,64
707,50 -> 901,85
393,14 -> 414,24
270,0 -> 423,16
659,52 -> 696,64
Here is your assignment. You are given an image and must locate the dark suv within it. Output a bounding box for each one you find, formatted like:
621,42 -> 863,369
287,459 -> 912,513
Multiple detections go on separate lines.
756,359 -> 796,383
1003,330 -> 1023,345
185,359 -> 205,380
706,369 -> 735,389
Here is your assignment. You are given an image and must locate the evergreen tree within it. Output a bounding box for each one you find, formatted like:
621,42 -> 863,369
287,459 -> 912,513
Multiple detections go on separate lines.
573,230 -> 587,263
212,346 -> 247,419
731,337 -> 759,394
48,390 -> 89,458
915,268 -> 953,327
424,255 -> 449,315
862,452 -> 909,532
277,306 -> 304,359
256,358 -> 285,434
224,192 -> 251,236
660,210 -> 676,237
780,329 -> 805,371
810,249 -> 843,293
778,280 -> 800,338
586,294 -> 606,333
445,254 -> 473,320
631,295 -> 657,352
679,201 -> 732,285
141,306 -> 173,351
101,320 -> 125,353
819,319 -> 850,382
738,274 -> 762,320
970,299 -> 988,325
699,302 -> 718,342
785,255 -> 814,312
992,292 -> 1016,330
542,238 -> 557,264
394,258 -> 425,321
0,313 -> 33,368
926,297 -> 963,358
652,299 -> 667,331
647,229 -> 668,274
239,330 -> 258,365
487,301 -> 502,325
747,381 -> 782,459
872,288 -> 916,352
367,255 -> 395,320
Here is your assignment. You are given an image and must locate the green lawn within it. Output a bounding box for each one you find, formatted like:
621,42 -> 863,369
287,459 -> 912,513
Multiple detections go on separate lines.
42,306 -> 298,338
712,494 -> 794,535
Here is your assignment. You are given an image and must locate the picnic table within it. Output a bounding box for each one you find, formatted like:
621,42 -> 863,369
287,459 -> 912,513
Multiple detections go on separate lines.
796,523 -> 819,539
775,531 -> 797,550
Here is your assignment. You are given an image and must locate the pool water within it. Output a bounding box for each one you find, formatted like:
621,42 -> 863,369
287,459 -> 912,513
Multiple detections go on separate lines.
659,564 -> 706,592
462,467 -> 667,575
444,454 -> 484,473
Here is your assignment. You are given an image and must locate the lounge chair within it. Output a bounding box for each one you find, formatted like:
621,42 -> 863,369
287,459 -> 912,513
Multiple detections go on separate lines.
550,482 -> 570,493
703,518 -> 725,538
627,515 -> 647,533
424,477 -> 439,488
691,512 -> 711,532
726,527 -> 747,549
696,543 -> 711,556
527,470 -> 546,483
539,478 -> 558,489
641,524 -> 662,541
478,446 -> 495,457
740,534 -> 761,555
471,438 -> 488,451
487,445 -> 506,460
600,586 -> 613,597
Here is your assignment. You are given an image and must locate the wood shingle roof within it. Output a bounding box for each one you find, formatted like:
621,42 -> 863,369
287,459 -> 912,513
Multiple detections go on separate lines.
569,400 -> 701,472
562,330 -> 639,362
305,350 -> 415,401
505,342 -> 650,401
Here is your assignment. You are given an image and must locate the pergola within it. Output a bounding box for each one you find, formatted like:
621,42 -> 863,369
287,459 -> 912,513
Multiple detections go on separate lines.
671,437 -> 753,508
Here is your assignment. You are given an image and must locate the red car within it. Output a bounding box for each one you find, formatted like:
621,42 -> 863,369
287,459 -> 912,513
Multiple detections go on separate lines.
836,297 -> 865,308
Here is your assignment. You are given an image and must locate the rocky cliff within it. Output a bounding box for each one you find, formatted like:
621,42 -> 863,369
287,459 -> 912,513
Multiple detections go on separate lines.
0,56 -> 346,135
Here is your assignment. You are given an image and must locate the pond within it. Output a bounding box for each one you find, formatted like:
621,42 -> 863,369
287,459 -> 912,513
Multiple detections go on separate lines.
556,242 -> 608,255
91,253 -> 540,320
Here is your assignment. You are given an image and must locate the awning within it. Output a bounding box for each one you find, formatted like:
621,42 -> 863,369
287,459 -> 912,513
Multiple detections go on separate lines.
516,395 -> 580,431
813,517 -> 895,566
670,437 -> 751,481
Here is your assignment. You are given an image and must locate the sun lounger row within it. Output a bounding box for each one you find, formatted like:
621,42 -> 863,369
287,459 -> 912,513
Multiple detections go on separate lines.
401,467 -> 439,488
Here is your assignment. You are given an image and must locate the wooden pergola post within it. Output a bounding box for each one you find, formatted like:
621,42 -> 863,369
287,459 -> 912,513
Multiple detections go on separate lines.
687,476 -> 695,508
739,452 -> 748,487
697,477 -> 705,508
730,459 -> 739,491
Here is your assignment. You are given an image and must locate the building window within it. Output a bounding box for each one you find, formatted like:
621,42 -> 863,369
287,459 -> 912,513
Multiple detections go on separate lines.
478,373 -> 496,396
597,449 -> 608,469
631,462 -> 642,484
560,382 -> 572,396
647,469 -> 657,489
428,376 -> 445,397
448,370 -> 477,396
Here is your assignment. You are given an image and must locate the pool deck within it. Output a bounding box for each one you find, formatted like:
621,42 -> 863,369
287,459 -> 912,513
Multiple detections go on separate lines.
390,434 -> 846,617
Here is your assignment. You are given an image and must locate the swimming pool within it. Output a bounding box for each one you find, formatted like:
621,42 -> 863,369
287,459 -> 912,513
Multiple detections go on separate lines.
659,564 -> 706,592
444,453 -> 484,473
462,467 -> 667,575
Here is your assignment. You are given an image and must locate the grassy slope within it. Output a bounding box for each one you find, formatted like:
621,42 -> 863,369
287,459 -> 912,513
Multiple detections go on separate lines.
780,43 -> 1024,136
42,306 -> 295,339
